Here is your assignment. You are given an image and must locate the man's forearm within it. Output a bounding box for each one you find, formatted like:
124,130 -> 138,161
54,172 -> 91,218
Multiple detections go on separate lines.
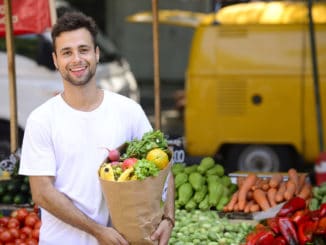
164,173 -> 175,220
29,176 -> 104,238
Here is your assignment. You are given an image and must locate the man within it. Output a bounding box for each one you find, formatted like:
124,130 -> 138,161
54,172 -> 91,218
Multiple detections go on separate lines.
19,12 -> 174,245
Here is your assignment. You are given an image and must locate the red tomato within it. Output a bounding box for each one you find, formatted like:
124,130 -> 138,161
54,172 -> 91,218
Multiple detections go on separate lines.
0,217 -> 9,227
15,209 -> 29,223
7,218 -> 20,229
0,229 -> 13,242
25,238 -> 38,245
31,229 -> 39,240
24,216 -> 38,229
8,228 -> 19,239
19,232 -> 27,240
33,221 -> 41,230
20,226 -> 32,238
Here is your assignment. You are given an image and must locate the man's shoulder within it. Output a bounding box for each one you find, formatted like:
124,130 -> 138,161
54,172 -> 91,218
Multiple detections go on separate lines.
28,94 -> 61,121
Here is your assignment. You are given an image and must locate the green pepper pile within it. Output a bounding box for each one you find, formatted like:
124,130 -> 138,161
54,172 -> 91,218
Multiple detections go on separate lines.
172,157 -> 238,211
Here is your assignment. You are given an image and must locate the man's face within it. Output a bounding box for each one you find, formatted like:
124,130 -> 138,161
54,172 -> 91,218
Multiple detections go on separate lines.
52,28 -> 99,87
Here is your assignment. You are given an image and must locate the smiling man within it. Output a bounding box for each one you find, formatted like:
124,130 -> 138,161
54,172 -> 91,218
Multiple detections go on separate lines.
19,12 -> 175,245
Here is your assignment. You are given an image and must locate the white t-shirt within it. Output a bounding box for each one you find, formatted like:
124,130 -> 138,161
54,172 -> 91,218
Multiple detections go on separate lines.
19,90 -> 152,245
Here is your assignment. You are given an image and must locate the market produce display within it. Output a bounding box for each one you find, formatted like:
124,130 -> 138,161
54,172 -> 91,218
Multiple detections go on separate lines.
0,175 -> 31,205
172,158 -> 238,211
0,206 -> 40,244
169,209 -> 253,245
224,169 -> 311,213
244,197 -> 326,244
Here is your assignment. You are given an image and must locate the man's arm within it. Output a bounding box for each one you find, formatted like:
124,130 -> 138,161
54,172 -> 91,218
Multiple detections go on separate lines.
29,176 -> 129,245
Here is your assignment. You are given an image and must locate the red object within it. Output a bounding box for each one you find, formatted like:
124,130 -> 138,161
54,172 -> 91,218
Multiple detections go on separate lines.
122,158 -> 138,171
0,0 -> 52,36
315,217 -> 326,235
315,152 -> 326,186
277,197 -> 306,217
298,221 -> 317,245
278,217 -> 299,245
272,236 -> 287,245
267,217 -> 280,234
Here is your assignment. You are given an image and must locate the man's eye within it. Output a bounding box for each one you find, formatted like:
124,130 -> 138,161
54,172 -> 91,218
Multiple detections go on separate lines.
80,49 -> 89,54
62,51 -> 71,56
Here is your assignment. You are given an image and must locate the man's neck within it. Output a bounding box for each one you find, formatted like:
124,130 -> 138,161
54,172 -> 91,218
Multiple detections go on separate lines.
61,87 -> 104,112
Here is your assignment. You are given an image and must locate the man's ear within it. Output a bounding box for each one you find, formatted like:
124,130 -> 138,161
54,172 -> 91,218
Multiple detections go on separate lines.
52,52 -> 58,69
96,46 -> 100,63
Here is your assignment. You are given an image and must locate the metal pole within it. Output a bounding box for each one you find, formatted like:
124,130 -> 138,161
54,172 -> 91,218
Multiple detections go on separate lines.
308,0 -> 324,152
152,0 -> 161,130
4,0 -> 18,153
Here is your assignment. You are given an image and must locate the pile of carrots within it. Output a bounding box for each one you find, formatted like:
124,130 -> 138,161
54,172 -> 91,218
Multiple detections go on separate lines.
223,168 -> 312,213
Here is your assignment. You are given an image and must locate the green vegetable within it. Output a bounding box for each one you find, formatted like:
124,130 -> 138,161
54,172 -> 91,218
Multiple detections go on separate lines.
193,185 -> 208,203
206,164 -> 224,177
208,181 -> 224,207
207,175 -> 220,185
188,172 -> 205,191
178,183 -> 194,206
185,197 -> 197,211
309,198 -> 319,211
134,159 -> 160,180
175,172 -> 188,189
172,163 -> 185,176
198,195 -> 210,211
197,157 -> 215,174
122,130 -> 168,159
184,165 -> 198,174
220,175 -> 232,187
216,195 -> 230,211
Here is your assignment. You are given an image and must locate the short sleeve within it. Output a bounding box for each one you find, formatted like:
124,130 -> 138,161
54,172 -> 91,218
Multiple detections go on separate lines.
19,116 -> 56,176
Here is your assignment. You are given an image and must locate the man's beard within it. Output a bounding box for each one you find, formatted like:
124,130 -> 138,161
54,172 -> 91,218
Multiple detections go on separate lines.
64,71 -> 94,86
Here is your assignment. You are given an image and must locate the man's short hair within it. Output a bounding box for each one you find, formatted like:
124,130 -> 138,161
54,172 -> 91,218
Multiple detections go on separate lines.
51,11 -> 98,52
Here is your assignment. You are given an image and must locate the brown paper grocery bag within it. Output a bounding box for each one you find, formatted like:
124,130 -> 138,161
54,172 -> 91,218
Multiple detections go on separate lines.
99,162 -> 172,245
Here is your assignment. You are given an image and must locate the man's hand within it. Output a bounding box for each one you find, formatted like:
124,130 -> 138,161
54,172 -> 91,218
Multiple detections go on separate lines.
95,226 -> 129,245
150,219 -> 174,245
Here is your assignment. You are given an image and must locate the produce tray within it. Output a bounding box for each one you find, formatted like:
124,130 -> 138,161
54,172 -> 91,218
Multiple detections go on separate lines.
217,211 -> 253,220
228,171 -> 310,184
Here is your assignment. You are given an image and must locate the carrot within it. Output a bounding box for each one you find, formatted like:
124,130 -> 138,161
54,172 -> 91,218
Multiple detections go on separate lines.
251,178 -> 262,191
247,190 -> 253,200
288,168 -> 299,194
261,179 -> 270,191
267,187 -> 277,207
249,203 -> 261,212
269,173 -> 283,188
297,173 -> 307,194
237,177 -> 245,188
226,191 -> 239,212
297,183 -> 312,200
253,189 -> 271,211
238,174 -> 258,211
234,203 -> 239,212
275,181 -> 286,203
244,200 -> 254,213
284,180 -> 296,201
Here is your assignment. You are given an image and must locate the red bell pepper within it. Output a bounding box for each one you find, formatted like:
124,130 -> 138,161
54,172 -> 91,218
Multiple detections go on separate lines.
255,230 -> 275,245
272,236 -> 287,245
319,203 -> 326,217
267,217 -> 280,235
298,220 -> 317,245
277,197 -> 306,217
278,217 -> 299,245
291,209 -> 310,226
315,216 -> 326,235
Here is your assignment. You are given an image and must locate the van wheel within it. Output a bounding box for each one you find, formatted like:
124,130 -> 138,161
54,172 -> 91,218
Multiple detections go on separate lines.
225,145 -> 293,173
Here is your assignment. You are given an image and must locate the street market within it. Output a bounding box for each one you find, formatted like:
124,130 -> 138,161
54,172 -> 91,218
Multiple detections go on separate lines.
1,0 -> 326,244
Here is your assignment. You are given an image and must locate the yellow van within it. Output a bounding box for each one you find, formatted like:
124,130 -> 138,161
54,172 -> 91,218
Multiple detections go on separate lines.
128,1 -> 326,172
